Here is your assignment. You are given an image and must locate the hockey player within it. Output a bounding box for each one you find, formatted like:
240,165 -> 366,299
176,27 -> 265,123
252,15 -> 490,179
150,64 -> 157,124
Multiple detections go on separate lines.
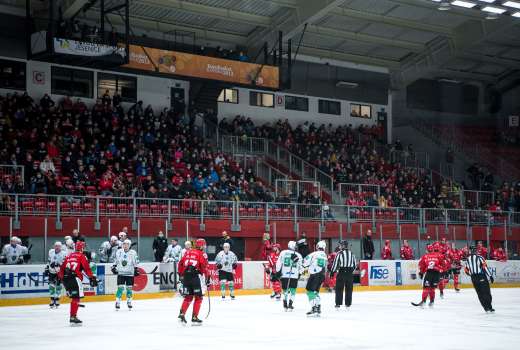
45,242 -> 67,308
0,237 -> 25,264
112,239 -> 139,310
215,242 -> 238,299
275,241 -> 303,311
382,240 -> 393,260
412,244 -> 442,308
400,240 -> 414,260
265,243 -> 282,300
449,244 -> 464,292
492,247 -> 507,262
324,247 -> 338,292
99,236 -> 119,263
163,238 -> 182,263
58,241 -> 97,325
303,241 -> 327,316
118,227 -> 129,247
64,238 -> 75,255
438,245 -> 451,299
178,238 -> 209,325
180,240 -> 192,259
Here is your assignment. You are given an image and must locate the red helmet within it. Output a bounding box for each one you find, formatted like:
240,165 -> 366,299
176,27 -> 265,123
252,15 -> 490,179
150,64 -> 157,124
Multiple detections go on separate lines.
195,238 -> 206,249
75,241 -> 86,252
273,243 -> 281,251
426,244 -> 434,253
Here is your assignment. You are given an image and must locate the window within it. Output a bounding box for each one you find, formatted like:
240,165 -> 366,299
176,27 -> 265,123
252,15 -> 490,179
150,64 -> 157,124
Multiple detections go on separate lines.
51,67 -> 93,98
318,99 -> 341,115
97,73 -> 137,103
0,59 -> 26,90
350,103 -> 372,119
285,95 -> 309,112
217,88 -> 238,104
250,91 -> 274,108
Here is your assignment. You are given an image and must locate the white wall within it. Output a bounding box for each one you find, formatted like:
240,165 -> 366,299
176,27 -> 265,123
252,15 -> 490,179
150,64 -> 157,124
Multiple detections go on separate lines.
218,87 -> 390,131
0,56 -> 189,112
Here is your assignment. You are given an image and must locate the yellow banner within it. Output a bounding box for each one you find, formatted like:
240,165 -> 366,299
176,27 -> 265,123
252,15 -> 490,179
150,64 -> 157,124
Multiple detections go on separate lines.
124,45 -> 279,89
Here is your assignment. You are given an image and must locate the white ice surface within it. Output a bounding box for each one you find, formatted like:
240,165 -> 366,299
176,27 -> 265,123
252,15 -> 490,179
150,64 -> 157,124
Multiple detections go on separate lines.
1,288 -> 520,350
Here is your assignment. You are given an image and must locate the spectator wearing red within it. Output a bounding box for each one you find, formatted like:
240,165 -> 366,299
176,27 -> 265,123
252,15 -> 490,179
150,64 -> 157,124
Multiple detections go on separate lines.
476,241 -> 488,258
400,240 -> 414,260
382,240 -> 393,260
261,232 -> 272,260
99,173 -> 114,196
492,247 -> 507,262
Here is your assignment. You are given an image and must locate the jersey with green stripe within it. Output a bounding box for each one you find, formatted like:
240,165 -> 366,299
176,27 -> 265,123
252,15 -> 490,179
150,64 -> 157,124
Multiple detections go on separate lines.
275,249 -> 303,279
113,249 -> 139,276
303,250 -> 328,274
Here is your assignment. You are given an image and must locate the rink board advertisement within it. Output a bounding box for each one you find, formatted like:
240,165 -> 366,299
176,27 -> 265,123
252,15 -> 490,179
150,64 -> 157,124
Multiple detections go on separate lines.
208,263 -> 243,291
365,260 -> 398,286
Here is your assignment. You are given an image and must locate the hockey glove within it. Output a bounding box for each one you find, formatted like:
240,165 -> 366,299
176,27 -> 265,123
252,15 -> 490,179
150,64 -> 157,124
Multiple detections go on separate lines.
50,262 -> 57,269
489,276 -> 494,284
134,267 -> 140,277
265,268 -> 271,274
216,263 -> 223,269
111,266 -> 118,275
291,253 -> 299,263
23,254 -> 31,262
44,266 -> 50,277
205,276 -> 211,287
0,256 -> 6,264
89,278 -> 98,287
232,263 -> 238,269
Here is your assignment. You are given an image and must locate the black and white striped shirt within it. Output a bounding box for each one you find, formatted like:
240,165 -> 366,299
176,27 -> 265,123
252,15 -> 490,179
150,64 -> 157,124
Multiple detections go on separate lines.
332,250 -> 357,272
466,254 -> 491,277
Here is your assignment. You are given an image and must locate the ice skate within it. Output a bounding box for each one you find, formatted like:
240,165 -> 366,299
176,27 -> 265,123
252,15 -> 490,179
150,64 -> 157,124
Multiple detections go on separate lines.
191,316 -> 203,326
306,306 -> 317,317
115,301 -> 120,310
127,301 -> 132,310
428,301 -> 434,308
178,313 -> 187,324
69,316 -> 82,326
288,300 -> 294,312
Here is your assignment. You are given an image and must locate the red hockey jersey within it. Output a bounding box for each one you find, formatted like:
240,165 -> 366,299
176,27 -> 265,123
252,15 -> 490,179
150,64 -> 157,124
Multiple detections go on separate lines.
418,252 -> 443,273
382,245 -> 393,260
267,251 -> 279,270
58,252 -> 94,280
400,245 -> 414,260
178,249 -> 209,276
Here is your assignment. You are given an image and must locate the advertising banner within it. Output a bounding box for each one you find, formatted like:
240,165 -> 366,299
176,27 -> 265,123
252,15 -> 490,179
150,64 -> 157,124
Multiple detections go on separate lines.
486,260 -> 520,283
359,261 -> 369,286
124,45 -> 279,89
0,264 -> 48,298
207,262 -> 243,291
54,38 -> 126,57
400,260 -> 422,285
366,260 -> 397,286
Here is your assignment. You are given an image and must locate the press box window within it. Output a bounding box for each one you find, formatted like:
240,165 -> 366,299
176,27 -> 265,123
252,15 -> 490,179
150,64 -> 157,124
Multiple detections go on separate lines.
318,99 -> 341,115
250,91 -> 274,108
285,95 -> 309,112
218,88 -> 238,104
350,104 -> 372,119
98,73 -> 137,103
51,66 -> 93,98
0,59 -> 26,90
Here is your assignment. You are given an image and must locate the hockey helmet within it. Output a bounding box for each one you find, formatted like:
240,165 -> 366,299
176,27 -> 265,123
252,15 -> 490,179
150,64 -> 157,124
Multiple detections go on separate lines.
426,244 -> 434,253
110,236 -> 118,243
223,242 -> 231,250
185,241 -> 192,248
316,240 -> 327,250
272,243 -> 281,251
75,241 -> 86,252
288,241 -> 297,250
195,238 -> 206,249
340,240 -> 349,249
469,245 -> 477,253
123,239 -> 131,246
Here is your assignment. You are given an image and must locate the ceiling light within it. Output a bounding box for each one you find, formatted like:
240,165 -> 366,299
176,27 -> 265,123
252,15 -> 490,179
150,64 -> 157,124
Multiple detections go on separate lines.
481,6 -> 507,13
478,0 -> 496,3
450,1 -> 477,8
512,11 -> 520,16
503,1 -> 520,9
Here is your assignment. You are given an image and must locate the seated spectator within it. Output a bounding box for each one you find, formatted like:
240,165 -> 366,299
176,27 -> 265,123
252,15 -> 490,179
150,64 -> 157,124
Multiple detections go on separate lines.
39,155 -> 56,174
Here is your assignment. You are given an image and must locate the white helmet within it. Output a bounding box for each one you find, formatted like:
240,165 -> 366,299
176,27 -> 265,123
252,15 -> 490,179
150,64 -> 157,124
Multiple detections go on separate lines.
123,239 -> 131,246
110,235 -> 118,243
185,241 -> 192,248
316,240 -> 326,250
288,241 -> 297,250
119,231 -> 127,239
64,235 -> 72,242
65,239 -> 74,249
54,241 -> 62,248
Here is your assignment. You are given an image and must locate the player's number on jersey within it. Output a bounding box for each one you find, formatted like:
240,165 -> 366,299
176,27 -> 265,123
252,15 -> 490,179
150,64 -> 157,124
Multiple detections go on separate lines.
66,261 -> 78,270
317,258 -> 325,268
428,261 -> 435,269
283,257 -> 292,267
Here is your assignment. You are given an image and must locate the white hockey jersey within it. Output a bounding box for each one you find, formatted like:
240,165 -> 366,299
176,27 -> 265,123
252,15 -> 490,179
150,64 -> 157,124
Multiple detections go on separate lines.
215,250 -> 238,273
1,244 -> 26,265
180,248 -> 190,259
113,249 -> 139,276
98,241 -> 118,263
276,249 -> 303,279
163,244 -> 182,263
303,250 -> 328,275
47,249 -> 67,274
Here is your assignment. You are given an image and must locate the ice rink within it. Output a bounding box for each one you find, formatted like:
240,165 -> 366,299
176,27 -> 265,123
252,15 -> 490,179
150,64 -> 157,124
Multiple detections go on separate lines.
1,288 -> 520,350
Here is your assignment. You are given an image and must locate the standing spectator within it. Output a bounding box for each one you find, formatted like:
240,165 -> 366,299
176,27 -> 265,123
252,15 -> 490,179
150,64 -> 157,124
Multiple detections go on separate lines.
261,232 -> 272,260
71,229 -> 85,243
152,231 -> 168,262
382,240 -> 393,260
362,230 -> 375,260
218,231 -> 234,252
400,240 -> 414,260
297,231 -> 310,258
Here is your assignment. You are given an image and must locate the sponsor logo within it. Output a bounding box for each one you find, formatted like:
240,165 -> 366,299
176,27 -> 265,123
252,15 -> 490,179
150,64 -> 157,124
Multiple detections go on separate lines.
0,271 -> 48,294
370,265 -> 389,279
206,64 -> 234,77
133,267 -> 148,292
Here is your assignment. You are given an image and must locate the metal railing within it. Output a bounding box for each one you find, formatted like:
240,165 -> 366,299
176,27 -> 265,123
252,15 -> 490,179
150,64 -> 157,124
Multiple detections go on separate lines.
0,165 -> 24,188
338,183 -> 381,204
275,179 -> 321,202
462,190 -> 495,210
1,193 -> 519,228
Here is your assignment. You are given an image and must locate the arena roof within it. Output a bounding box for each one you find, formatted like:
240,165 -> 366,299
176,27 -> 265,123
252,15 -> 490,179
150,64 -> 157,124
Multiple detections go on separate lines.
3,0 -> 520,87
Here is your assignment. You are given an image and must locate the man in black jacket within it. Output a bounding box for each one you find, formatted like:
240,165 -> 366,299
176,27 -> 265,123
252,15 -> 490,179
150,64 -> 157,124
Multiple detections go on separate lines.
362,230 -> 375,260
152,231 -> 168,262
297,231 -> 310,258
218,231 -> 234,252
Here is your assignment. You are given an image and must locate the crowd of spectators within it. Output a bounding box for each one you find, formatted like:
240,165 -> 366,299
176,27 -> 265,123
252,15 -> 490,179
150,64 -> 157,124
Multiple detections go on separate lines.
0,92 -> 272,205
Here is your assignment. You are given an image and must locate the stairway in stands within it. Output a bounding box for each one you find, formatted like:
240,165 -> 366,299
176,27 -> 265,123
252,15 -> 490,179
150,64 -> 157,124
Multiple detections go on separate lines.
190,80 -> 228,114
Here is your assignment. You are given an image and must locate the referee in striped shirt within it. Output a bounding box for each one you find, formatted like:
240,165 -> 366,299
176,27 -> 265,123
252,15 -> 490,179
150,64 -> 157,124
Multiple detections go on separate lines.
330,240 -> 357,309
465,246 -> 495,313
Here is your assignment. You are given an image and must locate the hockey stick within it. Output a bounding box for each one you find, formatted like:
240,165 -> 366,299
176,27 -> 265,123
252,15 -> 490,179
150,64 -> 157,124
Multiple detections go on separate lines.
205,284 -> 211,319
